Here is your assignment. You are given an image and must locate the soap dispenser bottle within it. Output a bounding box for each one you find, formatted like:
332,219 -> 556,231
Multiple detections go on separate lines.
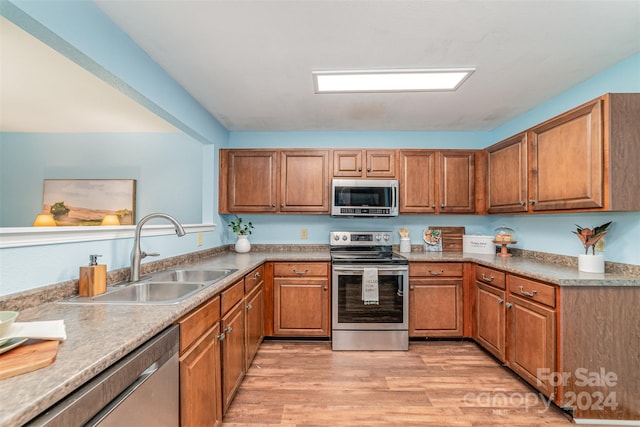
79,254 -> 107,296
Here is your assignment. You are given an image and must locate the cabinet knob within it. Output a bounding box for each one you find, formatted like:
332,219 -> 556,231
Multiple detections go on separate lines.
357,167 -> 362,172
225,326 -> 233,334
280,203 -> 284,208
253,271 -> 261,279
497,298 -> 504,304
519,200 -> 526,206
409,285 -> 415,290
367,168 -> 371,172
440,204 -> 445,208
217,333 -> 226,341
431,205 -> 435,208
246,303 -> 253,310
271,204 -> 276,207
528,199 -> 536,205
323,285 -> 328,291
505,302 -> 513,308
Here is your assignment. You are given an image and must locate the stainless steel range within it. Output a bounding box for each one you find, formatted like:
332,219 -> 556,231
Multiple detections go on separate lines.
330,231 -> 409,351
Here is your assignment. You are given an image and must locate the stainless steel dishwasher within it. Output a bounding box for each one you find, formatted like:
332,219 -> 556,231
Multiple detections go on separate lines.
27,325 -> 179,427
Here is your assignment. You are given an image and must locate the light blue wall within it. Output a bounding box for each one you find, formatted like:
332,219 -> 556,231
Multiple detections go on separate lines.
1,133 -> 204,227
0,1 -> 229,296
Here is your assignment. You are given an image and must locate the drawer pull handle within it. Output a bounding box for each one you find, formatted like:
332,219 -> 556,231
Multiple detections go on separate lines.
481,273 -> 494,282
506,302 -> 513,308
217,333 -> 226,341
429,269 -> 444,276
497,298 -> 504,304
519,286 -> 538,297
293,269 -> 309,275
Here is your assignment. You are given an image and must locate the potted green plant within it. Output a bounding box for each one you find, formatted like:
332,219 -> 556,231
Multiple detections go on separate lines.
228,215 -> 254,253
572,221 -> 611,273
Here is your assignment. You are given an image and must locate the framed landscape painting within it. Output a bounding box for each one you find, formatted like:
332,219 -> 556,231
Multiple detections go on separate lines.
42,179 -> 136,226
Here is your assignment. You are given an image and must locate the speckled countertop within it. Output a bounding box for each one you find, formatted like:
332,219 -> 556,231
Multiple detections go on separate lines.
1,248 -> 638,426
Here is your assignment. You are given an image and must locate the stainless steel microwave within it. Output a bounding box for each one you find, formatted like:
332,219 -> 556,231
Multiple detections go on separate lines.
331,179 -> 399,217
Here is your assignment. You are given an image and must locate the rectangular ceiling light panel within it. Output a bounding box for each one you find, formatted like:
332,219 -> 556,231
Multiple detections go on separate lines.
313,68 -> 475,93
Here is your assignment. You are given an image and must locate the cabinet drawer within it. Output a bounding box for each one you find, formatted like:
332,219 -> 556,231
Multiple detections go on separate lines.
178,295 -> 220,354
509,275 -> 555,308
476,265 -> 506,289
274,262 -> 328,277
244,265 -> 264,293
410,263 -> 463,278
221,279 -> 245,315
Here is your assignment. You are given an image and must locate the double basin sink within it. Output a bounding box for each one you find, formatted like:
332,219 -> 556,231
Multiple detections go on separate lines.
63,268 -> 238,305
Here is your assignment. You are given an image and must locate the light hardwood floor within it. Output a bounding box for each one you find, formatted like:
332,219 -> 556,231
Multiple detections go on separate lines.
223,340 -> 577,426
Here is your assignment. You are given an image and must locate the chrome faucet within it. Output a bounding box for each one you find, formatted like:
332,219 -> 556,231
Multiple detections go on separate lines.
130,213 -> 186,282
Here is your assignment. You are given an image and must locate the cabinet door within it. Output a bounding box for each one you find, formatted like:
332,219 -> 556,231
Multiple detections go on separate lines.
225,150 -> 277,212
273,277 -> 330,336
529,98 -> 603,211
399,150 -> 436,213
244,283 -> 264,371
333,150 -> 363,177
487,133 -> 528,213
409,279 -> 463,337
221,301 -> 245,413
280,150 -> 330,212
507,294 -> 556,397
475,282 -> 506,361
180,324 -> 222,427
438,151 -> 475,213
365,150 -> 396,178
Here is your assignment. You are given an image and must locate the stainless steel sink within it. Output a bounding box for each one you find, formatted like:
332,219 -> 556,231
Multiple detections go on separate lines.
148,268 -> 237,283
61,268 -> 238,305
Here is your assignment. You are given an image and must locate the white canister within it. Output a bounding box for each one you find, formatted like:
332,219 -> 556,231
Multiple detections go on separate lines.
578,254 -> 605,273
399,237 -> 411,253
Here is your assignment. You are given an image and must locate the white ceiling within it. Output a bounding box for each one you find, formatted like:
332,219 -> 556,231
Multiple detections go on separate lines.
94,0 -> 640,132
0,16 -> 177,133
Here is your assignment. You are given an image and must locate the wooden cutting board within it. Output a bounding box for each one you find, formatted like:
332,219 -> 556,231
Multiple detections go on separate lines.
0,340 -> 59,380
428,226 -> 465,252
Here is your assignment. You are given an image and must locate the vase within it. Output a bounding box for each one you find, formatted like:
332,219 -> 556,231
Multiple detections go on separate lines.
578,254 -> 604,273
235,234 -> 251,253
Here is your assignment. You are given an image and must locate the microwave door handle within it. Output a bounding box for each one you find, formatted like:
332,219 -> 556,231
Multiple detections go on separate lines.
393,185 -> 398,210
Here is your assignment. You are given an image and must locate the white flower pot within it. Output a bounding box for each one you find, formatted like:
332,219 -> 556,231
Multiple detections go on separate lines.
235,234 -> 251,253
578,254 -> 604,273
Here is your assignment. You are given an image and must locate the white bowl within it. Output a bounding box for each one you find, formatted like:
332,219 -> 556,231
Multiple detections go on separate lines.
0,311 -> 19,345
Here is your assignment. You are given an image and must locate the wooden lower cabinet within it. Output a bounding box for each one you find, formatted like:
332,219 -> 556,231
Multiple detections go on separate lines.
177,296 -> 222,427
179,324 -> 222,427
475,282 -> 506,361
507,293 -> 556,397
221,299 -> 245,413
409,262 -> 464,338
244,282 -> 264,370
273,262 -> 330,337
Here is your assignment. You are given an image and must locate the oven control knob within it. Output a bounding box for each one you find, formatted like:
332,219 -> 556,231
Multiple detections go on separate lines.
342,235 -> 348,241
374,234 -> 381,241
333,234 -> 340,241
382,233 -> 390,241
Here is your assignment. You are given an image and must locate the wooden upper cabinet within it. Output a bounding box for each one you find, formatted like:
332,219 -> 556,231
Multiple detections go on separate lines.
220,150 -> 277,213
280,150 -> 330,213
220,149 -> 330,214
399,150 -> 436,213
439,151 -> 475,213
486,133 -> 528,213
529,98 -> 604,211
333,149 -> 396,178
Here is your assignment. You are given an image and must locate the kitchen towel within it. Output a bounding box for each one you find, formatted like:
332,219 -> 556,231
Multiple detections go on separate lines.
0,320 -> 67,341
362,267 -> 379,305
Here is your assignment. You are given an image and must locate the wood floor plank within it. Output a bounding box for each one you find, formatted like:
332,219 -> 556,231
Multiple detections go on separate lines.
223,341 -> 574,426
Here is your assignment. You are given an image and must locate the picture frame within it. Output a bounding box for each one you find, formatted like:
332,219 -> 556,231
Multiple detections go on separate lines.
42,179 -> 136,226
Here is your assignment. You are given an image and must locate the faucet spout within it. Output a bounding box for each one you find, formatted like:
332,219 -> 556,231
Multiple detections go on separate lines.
130,213 -> 186,282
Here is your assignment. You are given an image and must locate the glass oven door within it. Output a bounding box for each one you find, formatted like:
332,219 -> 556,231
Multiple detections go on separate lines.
332,265 -> 408,331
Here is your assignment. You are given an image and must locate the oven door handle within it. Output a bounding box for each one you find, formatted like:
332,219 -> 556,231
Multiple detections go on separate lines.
332,266 -> 408,272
